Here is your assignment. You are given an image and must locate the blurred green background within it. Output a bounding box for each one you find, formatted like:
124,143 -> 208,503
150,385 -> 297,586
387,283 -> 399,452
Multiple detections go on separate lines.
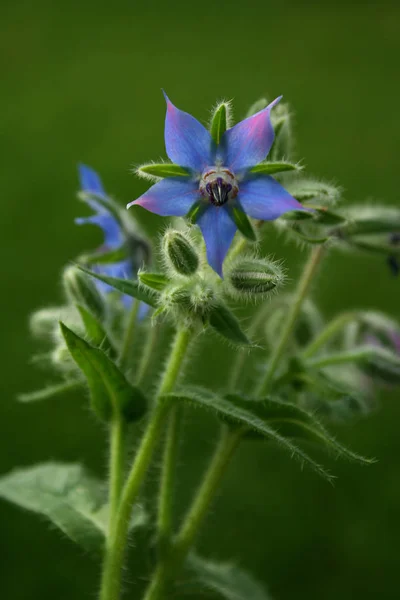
2,0 -> 400,598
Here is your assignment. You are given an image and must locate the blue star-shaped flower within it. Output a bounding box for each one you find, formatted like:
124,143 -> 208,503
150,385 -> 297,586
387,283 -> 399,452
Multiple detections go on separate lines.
77,164 -> 148,316
127,93 -> 303,276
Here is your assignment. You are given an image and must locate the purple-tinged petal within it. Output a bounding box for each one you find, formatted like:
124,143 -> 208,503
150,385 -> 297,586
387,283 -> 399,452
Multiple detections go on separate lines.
127,177 -> 200,217
75,213 -> 123,248
220,97 -> 281,172
238,175 -> 303,220
390,332 -> 400,354
79,164 -> 107,198
163,92 -> 214,171
197,206 -> 237,277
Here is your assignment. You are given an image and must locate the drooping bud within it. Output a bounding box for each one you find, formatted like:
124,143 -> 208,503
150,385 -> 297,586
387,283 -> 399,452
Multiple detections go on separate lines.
30,306 -> 76,340
63,266 -> 105,321
162,230 -> 199,277
285,178 -> 342,208
225,257 -> 285,300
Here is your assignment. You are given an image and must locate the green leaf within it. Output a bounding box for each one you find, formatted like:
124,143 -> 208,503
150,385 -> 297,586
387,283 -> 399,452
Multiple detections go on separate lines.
210,102 -> 228,145
250,161 -> 299,175
229,205 -> 257,242
139,272 -> 170,291
0,463 -> 106,552
76,264 -> 158,307
18,380 -> 83,403
76,304 -> 115,355
208,304 -> 250,347
224,394 -> 372,465
186,200 -> 208,224
313,207 -> 347,225
0,463 -> 147,553
184,553 -> 272,600
78,245 -> 129,265
246,98 -> 268,118
60,322 -> 147,422
137,163 -> 190,178
164,388 -> 334,481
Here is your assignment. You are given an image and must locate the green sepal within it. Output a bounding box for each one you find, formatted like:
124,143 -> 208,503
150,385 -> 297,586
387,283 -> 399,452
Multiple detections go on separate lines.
76,304 -> 115,355
185,553 -> 272,600
208,303 -> 250,347
186,200 -> 208,224
291,226 -> 329,245
60,322 -> 147,422
78,245 -> 128,266
18,380 -> 82,403
139,272 -> 170,291
245,98 -> 268,118
210,102 -> 228,145
313,207 -> 347,225
280,209 -> 315,222
229,205 -> 257,242
285,179 -> 341,206
163,388 -> 333,481
76,264 -> 158,307
250,161 -> 299,175
0,463 -> 147,554
137,163 -> 190,178
349,238 -> 400,255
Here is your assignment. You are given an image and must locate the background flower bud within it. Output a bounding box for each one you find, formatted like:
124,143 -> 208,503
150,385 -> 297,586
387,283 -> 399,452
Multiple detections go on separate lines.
225,257 -> 285,300
162,229 -> 199,277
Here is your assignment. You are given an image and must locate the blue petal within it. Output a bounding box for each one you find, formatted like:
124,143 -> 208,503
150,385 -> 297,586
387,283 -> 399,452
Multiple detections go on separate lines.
197,206 -> 237,277
220,97 -> 281,172
75,213 -> 123,248
79,164 -> 107,198
238,175 -> 303,220
163,92 -> 214,172
127,177 -> 199,217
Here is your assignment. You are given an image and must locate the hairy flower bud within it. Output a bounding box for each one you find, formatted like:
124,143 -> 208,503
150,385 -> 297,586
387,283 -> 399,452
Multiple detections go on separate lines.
162,229 -> 199,277
225,257 -> 285,300
63,266 -> 104,321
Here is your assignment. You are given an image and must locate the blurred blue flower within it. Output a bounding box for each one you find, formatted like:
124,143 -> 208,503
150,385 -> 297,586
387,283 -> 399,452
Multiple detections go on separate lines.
77,164 -> 148,316
127,93 -> 303,276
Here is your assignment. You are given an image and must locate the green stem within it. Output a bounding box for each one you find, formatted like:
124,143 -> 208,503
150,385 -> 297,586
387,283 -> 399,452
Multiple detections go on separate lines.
256,245 -> 325,396
143,426 -> 243,600
302,311 -> 358,359
108,417 -> 126,536
157,404 -> 183,556
136,323 -> 159,386
119,298 -> 141,368
307,347 -> 372,369
99,327 -> 192,600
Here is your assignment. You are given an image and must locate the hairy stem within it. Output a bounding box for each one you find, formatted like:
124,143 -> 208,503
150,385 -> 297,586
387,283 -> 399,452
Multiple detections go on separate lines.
256,245 -> 325,396
136,323 -> 159,386
157,403 -> 183,556
302,311 -> 358,359
99,327 -> 192,600
108,417 -> 126,536
143,426 -> 243,600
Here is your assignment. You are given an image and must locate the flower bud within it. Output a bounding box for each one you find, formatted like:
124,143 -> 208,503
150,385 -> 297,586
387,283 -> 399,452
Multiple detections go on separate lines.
63,266 -> 105,321
162,230 -> 199,277
160,280 -> 215,322
226,258 -> 285,300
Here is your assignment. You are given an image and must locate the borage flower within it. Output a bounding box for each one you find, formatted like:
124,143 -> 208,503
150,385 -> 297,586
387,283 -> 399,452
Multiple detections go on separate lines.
77,164 -> 149,316
127,94 -> 303,276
